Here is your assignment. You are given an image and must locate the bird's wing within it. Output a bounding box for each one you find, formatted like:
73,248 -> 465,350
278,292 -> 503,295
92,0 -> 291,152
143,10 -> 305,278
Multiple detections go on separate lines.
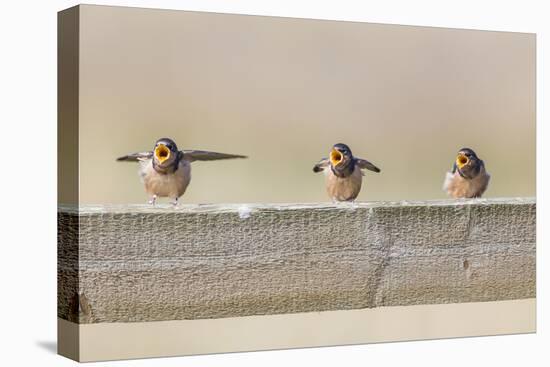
355,158 -> 381,173
116,151 -> 153,162
181,150 -> 247,162
474,161 -> 491,197
451,162 -> 458,174
313,158 -> 329,173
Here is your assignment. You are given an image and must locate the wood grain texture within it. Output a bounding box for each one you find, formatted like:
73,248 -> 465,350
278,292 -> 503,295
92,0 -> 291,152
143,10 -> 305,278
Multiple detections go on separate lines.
58,198 -> 536,324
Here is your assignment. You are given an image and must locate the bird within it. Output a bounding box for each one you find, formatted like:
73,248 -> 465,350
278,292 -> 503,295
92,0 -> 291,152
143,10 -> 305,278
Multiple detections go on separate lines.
313,143 -> 381,202
117,138 -> 247,205
443,147 -> 490,198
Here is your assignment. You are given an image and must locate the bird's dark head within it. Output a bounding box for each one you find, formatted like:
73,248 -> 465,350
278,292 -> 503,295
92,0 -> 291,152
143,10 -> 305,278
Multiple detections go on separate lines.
153,138 -> 179,167
455,148 -> 482,178
330,143 -> 353,168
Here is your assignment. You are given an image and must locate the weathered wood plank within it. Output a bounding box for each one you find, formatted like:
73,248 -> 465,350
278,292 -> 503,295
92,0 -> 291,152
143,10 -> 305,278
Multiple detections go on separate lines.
58,198 -> 536,323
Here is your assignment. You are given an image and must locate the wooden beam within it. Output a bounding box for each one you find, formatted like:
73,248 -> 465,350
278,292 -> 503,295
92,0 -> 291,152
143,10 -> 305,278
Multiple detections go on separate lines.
58,198 -> 536,324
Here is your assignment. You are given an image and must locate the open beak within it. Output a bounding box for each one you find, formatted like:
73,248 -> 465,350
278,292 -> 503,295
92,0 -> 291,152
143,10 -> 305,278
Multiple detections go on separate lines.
330,148 -> 344,167
155,144 -> 171,164
456,153 -> 469,168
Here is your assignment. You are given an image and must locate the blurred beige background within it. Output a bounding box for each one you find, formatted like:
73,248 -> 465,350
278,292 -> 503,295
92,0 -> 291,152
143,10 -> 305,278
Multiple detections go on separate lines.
77,5 -> 535,204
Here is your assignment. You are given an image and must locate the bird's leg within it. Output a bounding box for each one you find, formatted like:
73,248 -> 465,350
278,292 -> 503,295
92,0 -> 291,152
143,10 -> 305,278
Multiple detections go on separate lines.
171,197 -> 179,207
148,195 -> 157,205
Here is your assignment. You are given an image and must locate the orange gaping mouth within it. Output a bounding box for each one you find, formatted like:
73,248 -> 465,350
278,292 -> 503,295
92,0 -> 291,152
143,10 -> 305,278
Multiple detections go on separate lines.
330,149 -> 343,166
456,153 -> 468,168
155,144 -> 170,163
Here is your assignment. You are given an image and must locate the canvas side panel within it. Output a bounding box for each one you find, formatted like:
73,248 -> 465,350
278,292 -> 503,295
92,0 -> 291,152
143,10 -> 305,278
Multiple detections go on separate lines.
57,5 -> 80,362
58,5 -> 79,205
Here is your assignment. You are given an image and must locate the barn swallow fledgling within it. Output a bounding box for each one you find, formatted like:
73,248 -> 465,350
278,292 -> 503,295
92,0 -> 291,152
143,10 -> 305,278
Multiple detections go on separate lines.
443,148 -> 490,198
117,138 -> 247,205
313,143 -> 381,202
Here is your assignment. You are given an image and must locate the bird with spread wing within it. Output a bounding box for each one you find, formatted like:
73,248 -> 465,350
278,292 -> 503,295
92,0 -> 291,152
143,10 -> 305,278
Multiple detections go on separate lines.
313,143 -> 381,202
117,138 -> 247,205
